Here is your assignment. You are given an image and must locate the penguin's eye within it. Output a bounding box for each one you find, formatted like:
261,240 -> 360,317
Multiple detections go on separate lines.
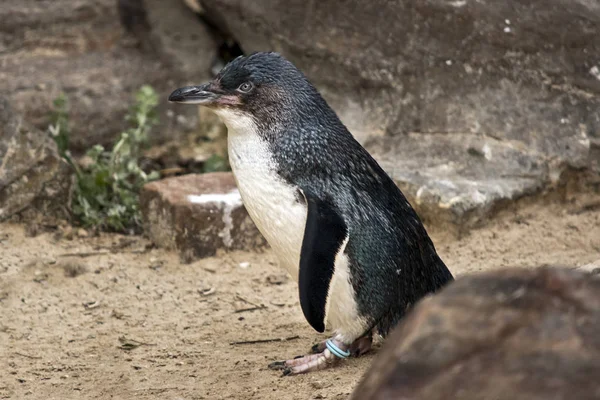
238,82 -> 253,93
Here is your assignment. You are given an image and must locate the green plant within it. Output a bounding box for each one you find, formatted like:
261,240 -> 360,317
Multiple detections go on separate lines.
50,85 -> 160,233
48,93 -> 72,161
202,153 -> 230,173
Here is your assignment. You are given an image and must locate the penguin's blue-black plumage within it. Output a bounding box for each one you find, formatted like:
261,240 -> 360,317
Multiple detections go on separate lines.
275,102 -> 453,336
169,52 -> 454,373
214,52 -> 453,336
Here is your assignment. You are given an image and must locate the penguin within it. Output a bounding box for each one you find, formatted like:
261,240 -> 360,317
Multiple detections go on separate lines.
168,52 -> 454,375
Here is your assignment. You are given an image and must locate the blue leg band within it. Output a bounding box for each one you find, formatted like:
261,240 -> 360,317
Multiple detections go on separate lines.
325,339 -> 351,359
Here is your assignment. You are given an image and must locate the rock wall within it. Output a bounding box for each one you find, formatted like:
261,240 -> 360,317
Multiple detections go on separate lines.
0,0 -> 215,153
200,0 -> 600,152
197,0 -> 600,228
2,0 -> 598,229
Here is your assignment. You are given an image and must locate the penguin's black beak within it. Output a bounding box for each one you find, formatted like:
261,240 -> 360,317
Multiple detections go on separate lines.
168,83 -> 219,105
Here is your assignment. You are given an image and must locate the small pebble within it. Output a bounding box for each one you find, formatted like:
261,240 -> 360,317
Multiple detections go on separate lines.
311,381 -> 325,389
199,287 -> 216,296
266,274 -> 288,285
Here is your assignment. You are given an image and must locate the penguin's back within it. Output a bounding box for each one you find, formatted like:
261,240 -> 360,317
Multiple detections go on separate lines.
342,165 -> 452,335
273,125 -> 454,336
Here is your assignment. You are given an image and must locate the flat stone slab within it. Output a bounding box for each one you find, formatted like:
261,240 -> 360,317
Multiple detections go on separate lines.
140,172 -> 266,262
366,133 -> 551,229
351,267 -> 600,400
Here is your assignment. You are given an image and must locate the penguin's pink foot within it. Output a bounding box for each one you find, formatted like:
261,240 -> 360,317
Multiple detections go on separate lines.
268,338 -> 350,376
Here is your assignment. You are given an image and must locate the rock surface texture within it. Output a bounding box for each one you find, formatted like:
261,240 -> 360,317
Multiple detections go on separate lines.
0,0 -> 215,152
199,0 -> 600,227
350,267 -> 600,400
140,172 -> 265,262
0,97 -> 71,221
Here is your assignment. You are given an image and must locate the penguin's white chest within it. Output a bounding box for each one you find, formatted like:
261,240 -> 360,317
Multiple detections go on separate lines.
217,111 -> 307,278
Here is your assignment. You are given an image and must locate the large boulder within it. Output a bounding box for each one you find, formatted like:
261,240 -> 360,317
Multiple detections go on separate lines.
350,267 -> 600,400
0,0 -> 216,153
140,172 -> 266,262
200,0 -> 600,152
198,0 -> 600,227
0,96 -> 71,221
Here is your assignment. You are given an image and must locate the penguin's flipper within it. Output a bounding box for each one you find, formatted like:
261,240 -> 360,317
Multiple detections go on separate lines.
298,191 -> 348,333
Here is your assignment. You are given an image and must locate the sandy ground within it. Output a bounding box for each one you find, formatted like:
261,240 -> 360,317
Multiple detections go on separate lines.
1,192 -> 599,400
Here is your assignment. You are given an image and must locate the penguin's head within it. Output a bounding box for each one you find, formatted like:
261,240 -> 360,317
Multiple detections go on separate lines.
169,52 -> 329,130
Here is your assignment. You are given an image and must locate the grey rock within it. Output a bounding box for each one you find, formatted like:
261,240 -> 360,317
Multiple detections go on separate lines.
0,0 -> 214,153
0,96 -> 71,221
140,172 -> 266,262
199,0 -> 600,226
366,133 -> 550,229
200,0 -> 599,155
143,0 -> 217,81
350,267 -> 600,400
590,138 -> 600,174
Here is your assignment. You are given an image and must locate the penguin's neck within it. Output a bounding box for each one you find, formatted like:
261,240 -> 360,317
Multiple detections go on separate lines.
212,108 -> 307,279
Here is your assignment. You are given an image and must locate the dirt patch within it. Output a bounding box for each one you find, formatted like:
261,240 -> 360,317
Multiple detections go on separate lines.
1,193 -> 599,400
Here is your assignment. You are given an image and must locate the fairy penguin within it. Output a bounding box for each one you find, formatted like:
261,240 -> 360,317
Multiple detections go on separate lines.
169,52 -> 453,375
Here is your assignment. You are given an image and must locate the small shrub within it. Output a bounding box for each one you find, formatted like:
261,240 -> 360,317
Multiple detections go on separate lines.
49,85 -> 160,233
48,93 -> 72,162
202,153 -> 230,173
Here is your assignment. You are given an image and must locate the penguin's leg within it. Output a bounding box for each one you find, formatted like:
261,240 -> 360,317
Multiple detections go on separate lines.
268,336 -> 350,375
311,330 -> 373,356
348,330 -> 373,357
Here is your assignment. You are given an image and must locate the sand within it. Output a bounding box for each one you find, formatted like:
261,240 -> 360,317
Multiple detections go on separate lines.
1,192 -> 599,400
